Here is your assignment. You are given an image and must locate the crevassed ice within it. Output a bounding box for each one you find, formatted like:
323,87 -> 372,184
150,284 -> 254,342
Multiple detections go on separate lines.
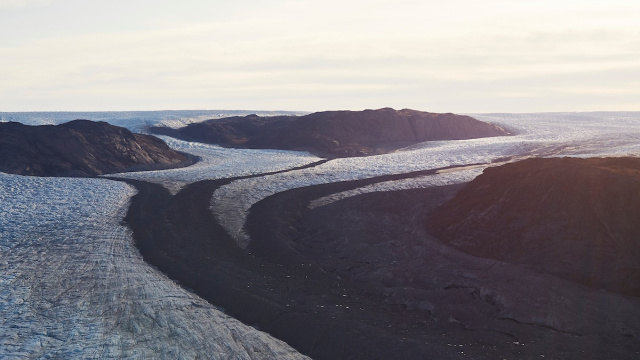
212,112 -> 640,248
211,138 -> 519,249
0,173 -> 307,359
112,136 -> 322,193
6,111 -> 639,355
471,112 -> 640,157
308,167 -> 486,210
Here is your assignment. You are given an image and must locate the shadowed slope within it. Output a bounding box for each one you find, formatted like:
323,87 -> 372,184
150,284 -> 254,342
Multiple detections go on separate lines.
428,157 -> 640,297
0,120 -> 192,177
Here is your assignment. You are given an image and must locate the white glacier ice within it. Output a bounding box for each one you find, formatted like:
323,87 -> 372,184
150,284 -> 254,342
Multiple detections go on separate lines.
0,173 -> 307,359
3,111 -> 640,356
112,136 -> 322,193
209,112 -> 640,247
307,166 -> 486,210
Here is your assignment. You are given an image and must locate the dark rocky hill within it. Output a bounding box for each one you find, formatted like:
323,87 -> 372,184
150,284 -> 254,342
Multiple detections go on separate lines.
151,108 -> 511,157
427,157 -> 640,297
0,120 -> 192,177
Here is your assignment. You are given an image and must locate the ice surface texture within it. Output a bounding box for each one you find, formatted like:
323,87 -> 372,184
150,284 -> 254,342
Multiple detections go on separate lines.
40,111 -> 637,249
113,136 -> 321,193
210,112 -> 640,247
2,111 -> 640,357
308,167 -> 485,209
0,173 -> 307,359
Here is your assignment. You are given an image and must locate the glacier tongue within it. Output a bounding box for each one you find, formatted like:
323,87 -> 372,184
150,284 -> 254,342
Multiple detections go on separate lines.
0,173 -> 307,359
112,136 -> 321,194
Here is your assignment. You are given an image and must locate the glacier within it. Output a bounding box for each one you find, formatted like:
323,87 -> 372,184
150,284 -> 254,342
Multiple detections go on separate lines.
3,110 -> 640,357
113,136 -> 321,194
207,112 -> 640,248
0,173 -> 307,359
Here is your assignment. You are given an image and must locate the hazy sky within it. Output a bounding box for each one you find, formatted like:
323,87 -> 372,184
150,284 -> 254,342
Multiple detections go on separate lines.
1,0 -> 638,112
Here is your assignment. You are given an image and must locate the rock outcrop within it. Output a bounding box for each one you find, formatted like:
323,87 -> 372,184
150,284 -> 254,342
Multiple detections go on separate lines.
151,108 -> 511,157
0,120 -> 191,177
427,157 -> 640,297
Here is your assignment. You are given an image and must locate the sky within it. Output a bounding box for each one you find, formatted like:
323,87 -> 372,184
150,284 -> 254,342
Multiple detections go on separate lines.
1,0 -> 639,113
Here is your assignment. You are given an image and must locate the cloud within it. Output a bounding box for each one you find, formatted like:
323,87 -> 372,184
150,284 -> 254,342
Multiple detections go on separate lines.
1,0 -> 639,111
0,0 -> 49,9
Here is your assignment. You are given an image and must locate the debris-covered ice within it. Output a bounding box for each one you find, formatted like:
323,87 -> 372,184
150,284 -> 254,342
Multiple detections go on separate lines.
0,173 -> 308,359
308,166 -> 485,209
210,112 -> 640,247
3,111 -> 640,356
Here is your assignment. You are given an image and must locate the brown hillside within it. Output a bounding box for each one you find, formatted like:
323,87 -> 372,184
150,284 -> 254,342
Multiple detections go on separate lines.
0,120 -> 191,177
427,157 -> 640,297
151,108 -> 511,157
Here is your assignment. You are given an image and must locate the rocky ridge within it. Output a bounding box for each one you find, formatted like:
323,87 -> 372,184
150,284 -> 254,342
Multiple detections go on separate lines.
151,108 -> 511,157
0,120 -> 192,177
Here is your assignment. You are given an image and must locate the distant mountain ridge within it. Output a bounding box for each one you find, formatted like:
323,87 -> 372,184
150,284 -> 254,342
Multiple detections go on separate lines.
151,108 -> 511,157
427,157 -> 640,297
0,120 -> 192,177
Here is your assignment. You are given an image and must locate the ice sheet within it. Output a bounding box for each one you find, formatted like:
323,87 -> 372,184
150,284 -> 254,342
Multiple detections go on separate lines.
0,110 -> 305,133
